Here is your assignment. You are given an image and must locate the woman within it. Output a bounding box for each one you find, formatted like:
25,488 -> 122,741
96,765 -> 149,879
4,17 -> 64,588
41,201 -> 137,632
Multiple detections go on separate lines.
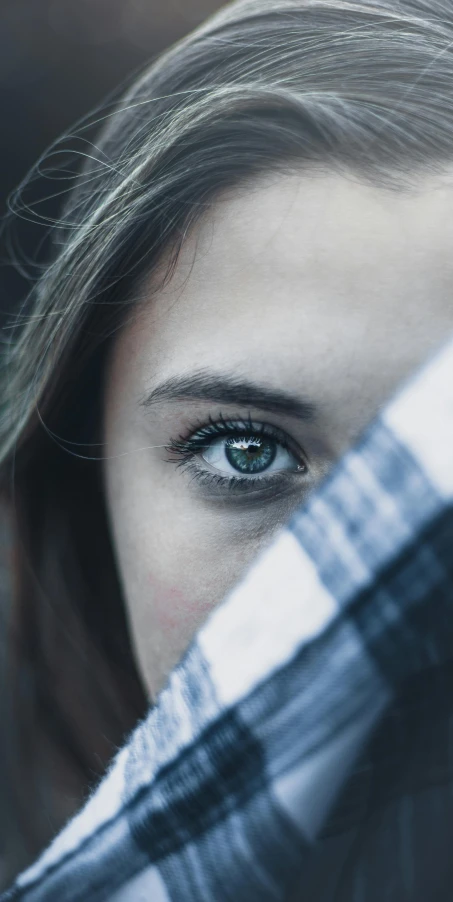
2,0 -> 453,892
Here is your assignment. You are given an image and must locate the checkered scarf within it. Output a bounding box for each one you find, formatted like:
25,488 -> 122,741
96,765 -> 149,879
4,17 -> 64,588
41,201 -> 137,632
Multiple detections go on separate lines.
3,334 -> 453,902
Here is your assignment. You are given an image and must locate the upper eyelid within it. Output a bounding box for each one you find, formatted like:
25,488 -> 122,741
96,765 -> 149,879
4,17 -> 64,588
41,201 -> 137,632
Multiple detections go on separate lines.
182,414 -> 296,444
185,420 -> 293,453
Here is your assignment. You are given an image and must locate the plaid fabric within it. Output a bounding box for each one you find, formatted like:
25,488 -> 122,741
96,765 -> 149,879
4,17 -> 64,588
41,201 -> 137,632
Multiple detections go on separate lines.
3,335 -> 453,902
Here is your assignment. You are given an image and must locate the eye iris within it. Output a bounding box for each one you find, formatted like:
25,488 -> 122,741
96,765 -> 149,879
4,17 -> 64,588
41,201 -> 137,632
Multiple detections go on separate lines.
225,436 -> 276,474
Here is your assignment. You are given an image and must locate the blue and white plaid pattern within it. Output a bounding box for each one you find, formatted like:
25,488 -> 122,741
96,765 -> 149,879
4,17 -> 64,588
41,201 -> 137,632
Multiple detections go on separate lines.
3,335 -> 453,902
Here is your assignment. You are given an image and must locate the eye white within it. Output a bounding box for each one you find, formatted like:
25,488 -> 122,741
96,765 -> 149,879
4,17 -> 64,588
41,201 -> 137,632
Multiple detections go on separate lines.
201,436 -> 299,477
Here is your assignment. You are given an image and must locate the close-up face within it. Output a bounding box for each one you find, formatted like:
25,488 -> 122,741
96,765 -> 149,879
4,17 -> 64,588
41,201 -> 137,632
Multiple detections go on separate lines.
102,168 -> 453,700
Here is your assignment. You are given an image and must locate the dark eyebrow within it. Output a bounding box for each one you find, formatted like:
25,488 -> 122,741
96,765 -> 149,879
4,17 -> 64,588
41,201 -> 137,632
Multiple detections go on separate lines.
139,370 -> 318,421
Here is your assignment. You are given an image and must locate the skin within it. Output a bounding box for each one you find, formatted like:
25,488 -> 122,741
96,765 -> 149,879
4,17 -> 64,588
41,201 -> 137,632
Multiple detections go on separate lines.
102,168 -> 453,701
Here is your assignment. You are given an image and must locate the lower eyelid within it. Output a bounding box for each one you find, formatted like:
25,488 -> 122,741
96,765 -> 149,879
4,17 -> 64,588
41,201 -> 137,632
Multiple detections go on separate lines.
185,455 -> 308,487
181,463 -> 311,509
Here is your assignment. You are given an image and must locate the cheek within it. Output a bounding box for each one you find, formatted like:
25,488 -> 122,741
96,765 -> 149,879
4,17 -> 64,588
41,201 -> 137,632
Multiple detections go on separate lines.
131,565 -> 221,697
146,572 -> 215,638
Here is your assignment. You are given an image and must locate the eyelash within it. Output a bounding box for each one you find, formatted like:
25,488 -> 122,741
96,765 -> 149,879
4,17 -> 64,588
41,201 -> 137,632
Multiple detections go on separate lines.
165,413 -> 308,492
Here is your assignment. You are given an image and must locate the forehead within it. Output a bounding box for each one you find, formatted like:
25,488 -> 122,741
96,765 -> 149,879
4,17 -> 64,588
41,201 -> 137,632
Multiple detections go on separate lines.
109,168 -> 453,447
131,167 -> 453,356
173,167 -> 453,295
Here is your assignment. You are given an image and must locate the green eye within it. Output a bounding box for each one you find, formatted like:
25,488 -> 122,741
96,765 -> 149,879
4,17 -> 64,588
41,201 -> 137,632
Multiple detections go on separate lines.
166,417 -> 309,492
224,436 -> 276,474
201,431 -> 300,478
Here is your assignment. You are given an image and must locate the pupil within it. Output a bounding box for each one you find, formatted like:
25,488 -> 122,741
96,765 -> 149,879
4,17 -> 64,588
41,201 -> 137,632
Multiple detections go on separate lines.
225,436 -> 276,474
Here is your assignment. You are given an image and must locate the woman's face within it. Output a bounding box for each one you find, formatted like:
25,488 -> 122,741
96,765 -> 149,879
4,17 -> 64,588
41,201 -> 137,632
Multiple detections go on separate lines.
103,169 -> 453,699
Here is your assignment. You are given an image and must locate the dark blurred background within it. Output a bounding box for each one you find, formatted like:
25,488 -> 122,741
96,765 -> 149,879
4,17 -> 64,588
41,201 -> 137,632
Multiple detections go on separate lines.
0,0 -> 225,317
